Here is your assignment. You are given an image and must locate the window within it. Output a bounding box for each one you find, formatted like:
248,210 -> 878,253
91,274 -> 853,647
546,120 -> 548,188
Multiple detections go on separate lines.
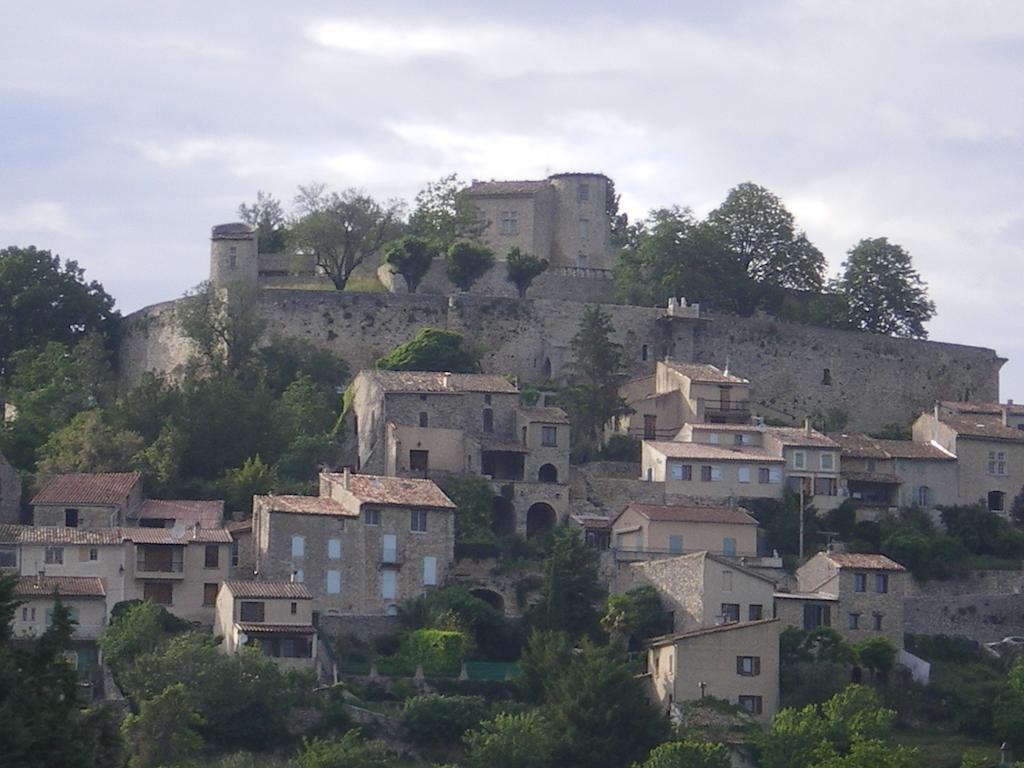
381,570 -> 397,600
423,556 -> 437,586
854,573 -> 867,592
541,426 -> 558,446
820,453 -> 835,471
410,450 -> 429,476
758,467 -> 771,484
144,582 -> 173,605
484,393 -> 492,405
749,604 -> 763,621
44,547 -> 63,565
204,545 -> 220,569
89,547 -> 98,561
707,433 -> 720,444
365,509 -> 380,526
875,573 -> 889,593
0,546 -> 15,568
734,433 -> 746,446
228,246 -> 237,267
736,656 -> 761,676
641,344 -> 648,361
327,570 -> 341,595
65,508 -> 79,527
814,477 -> 838,496
578,218 -> 590,240
291,535 -> 305,558
769,468 -> 782,484
989,490 -> 1006,512
803,603 -> 831,629
721,603 -> 740,623
793,451 -> 805,469
240,601 -> 265,622
738,695 -> 763,715
577,183 -> 590,202
231,540 -> 239,567
738,467 -> 751,484
873,613 -> 884,631
822,368 -> 832,385
722,538 -> 737,557
328,538 -> 342,560
382,534 -> 397,563
917,485 -> 930,507
21,606 -> 35,621
419,411 -> 428,427
722,571 -> 733,592
866,458 -> 877,473
701,466 -> 721,482
203,583 -> 218,606
668,535 -> 684,554
848,613 -> 860,630
420,393 -> 428,401
500,210 -> 519,235
988,451 -> 1007,475
483,408 -> 494,433
670,463 -> 692,481
290,602 -> 297,615
411,510 -> 428,533
293,569 -> 304,583
644,415 -> 657,440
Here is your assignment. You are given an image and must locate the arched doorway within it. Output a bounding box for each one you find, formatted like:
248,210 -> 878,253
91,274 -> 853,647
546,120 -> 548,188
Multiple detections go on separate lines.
538,463 -> 558,483
491,496 -> 516,536
470,588 -> 506,613
526,502 -> 556,538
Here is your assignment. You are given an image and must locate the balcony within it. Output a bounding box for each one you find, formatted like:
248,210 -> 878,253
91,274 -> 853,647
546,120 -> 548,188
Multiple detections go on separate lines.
135,546 -> 185,578
697,398 -> 752,424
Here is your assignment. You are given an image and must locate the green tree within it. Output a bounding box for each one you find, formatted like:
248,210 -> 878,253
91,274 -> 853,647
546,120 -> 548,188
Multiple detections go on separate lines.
121,683 -> 204,768
707,182 -> 826,292
400,694 -> 490,748
253,336 -> 349,396
408,173 -> 487,250
852,637 -> 897,677
238,190 -> 287,253
0,245 -> 117,379
98,600 -> 184,670
531,527 -> 603,638
636,740 -> 731,768
175,280 -> 267,372
375,328 -> 480,373
464,711 -> 556,768
516,629 -> 573,704
293,731 -> 398,768
601,586 -> 667,646
35,409 -> 145,480
289,184 -> 405,291
443,474 -> 497,543
837,238 -> 935,338
559,305 -> 632,458
383,235 -> 439,293
224,455 -> 278,514
505,247 -> 549,298
445,240 -> 495,292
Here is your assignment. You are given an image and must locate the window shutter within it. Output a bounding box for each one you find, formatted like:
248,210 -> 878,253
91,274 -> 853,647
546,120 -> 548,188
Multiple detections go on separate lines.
754,657 -> 761,676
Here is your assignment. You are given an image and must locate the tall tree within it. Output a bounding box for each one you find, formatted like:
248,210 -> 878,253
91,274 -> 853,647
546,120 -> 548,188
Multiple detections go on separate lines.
505,247 -> 549,298
445,241 -> 495,292
237,190 -> 286,253
408,173 -> 487,250
175,281 -> 266,372
383,235 -> 438,293
559,305 -> 632,457
531,527 -> 603,638
289,184 -> 405,290
35,410 -> 145,481
708,182 -> 826,292
837,237 -> 936,338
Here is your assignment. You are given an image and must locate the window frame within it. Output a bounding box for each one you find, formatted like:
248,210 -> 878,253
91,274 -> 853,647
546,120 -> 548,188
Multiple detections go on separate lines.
411,509 -> 428,533
541,426 -> 558,447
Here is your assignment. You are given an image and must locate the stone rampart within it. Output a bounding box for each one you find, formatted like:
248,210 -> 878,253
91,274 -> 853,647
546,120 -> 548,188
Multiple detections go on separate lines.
904,594 -> 1024,643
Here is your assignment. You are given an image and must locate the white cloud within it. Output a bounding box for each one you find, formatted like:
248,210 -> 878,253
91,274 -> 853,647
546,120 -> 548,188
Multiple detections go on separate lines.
0,201 -> 83,239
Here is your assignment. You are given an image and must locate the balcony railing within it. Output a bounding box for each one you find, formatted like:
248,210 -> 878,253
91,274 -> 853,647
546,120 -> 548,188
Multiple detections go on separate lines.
135,557 -> 184,574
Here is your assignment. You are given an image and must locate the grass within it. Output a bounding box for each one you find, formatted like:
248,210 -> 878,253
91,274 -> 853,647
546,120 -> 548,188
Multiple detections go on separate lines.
893,727 -> 999,768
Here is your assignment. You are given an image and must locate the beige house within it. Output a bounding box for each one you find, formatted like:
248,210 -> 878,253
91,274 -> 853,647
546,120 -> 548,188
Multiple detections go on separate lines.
32,472 -> 144,528
647,618 -> 781,723
642,441 -> 785,502
624,551 -> 776,632
914,406 -> 1024,513
611,504 -> 760,560
214,580 -> 317,670
345,369 -> 570,537
0,450 -> 20,524
252,471 -> 456,617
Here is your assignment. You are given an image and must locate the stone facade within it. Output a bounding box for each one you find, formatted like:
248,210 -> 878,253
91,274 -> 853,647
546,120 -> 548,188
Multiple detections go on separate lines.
32,472 -> 145,528
0,451 -> 21,524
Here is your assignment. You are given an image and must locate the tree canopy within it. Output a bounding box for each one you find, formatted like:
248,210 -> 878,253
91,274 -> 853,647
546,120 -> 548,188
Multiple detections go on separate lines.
445,241 -> 495,292
408,173 -> 487,250
506,247 -> 549,298
384,235 -> 439,293
375,328 -> 480,373
238,190 -> 286,253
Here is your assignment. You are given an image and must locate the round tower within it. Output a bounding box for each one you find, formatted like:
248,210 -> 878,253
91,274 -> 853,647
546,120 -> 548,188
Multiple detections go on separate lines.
210,223 -> 258,287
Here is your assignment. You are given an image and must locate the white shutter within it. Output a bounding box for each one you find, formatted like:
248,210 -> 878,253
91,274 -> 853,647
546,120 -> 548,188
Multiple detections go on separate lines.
381,570 -> 397,599
327,570 -> 341,594
423,556 -> 437,586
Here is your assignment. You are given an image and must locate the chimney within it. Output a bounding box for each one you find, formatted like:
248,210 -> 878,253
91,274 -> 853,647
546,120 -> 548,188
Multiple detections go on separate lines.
342,466 -> 351,490
442,372 -> 451,389
1002,406 -> 1009,427
36,569 -> 44,587
804,417 -> 812,437
934,401 -> 940,420
290,571 -> 297,583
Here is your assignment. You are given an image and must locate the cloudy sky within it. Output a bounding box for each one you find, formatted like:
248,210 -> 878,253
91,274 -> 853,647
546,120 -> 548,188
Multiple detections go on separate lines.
2,2 -> 1023,397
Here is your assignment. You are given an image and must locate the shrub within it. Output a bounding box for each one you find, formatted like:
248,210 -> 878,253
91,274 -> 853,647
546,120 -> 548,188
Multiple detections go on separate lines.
400,694 -> 491,748
398,629 -> 466,676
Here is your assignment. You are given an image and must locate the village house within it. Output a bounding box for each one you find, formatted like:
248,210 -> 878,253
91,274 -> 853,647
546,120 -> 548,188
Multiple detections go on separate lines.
138,499 -> 225,529
0,449 -> 21,524
345,369 -> 569,538
214,580 -> 317,671
32,472 -> 144,528
775,551 -> 908,649
227,518 -> 254,579
646,618 -> 781,723
251,471 -> 456,617
610,504 -> 761,561
622,550 -> 777,632
914,403 -> 1024,513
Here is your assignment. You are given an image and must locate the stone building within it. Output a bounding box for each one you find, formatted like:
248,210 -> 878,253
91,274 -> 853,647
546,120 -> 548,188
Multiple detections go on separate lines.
251,471 -> 456,617
32,472 -> 144,528
646,618 -> 781,723
0,450 -> 20,524
214,580 -> 317,671
345,369 -> 570,537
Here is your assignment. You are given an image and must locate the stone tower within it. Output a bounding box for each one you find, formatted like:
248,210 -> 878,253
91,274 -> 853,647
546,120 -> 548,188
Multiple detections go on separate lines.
547,173 -> 617,271
210,223 -> 258,287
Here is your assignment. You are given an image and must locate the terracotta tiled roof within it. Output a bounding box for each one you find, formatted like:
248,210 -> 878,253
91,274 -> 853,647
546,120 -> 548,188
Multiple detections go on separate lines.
645,441 -> 783,463
765,427 -> 839,449
14,575 -> 106,598
140,499 -> 225,528
323,473 -> 456,510
258,495 -> 355,517
0,524 -> 230,545
825,553 -> 907,571
225,580 -> 312,599
465,179 -> 550,196
835,434 -> 955,461
941,401 -> 1024,416
662,361 -> 749,384
236,622 -> 316,635
517,406 -> 569,425
226,519 -> 252,533
940,415 -> 1024,442
622,504 -> 760,526
647,618 -> 779,647
832,434 -> 891,459
32,472 -> 141,506
367,370 -> 518,394
120,526 -> 232,545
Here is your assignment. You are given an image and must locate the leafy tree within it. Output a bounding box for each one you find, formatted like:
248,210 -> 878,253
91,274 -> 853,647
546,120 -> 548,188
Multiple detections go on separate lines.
444,474 -> 497,543
35,409 -> 145,480
546,640 -> 669,768
175,280 -> 266,372
293,731 -> 398,768
446,240 -> 495,292
384,235 -> 439,293
121,683 -> 204,768
464,711 -> 556,768
400,694 -> 490,748
399,586 -> 516,661
636,740 -> 731,768
375,328 -> 480,373
531,527 -> 603,638
289,184 -> 405,291
238,190 -> 287,253
253,336 -> 348,396
707,182 -> 826,292
837,238 -> 936,338
852,637 -> 897,677
559,305 -> 632,458
516,629 -> 573,704
223,455 -> 278,514
98,600 -> 186,670
0,245 -> 118,379
601,586 -> 668,646
505,247 -> 549,298
408,173 -> 487,250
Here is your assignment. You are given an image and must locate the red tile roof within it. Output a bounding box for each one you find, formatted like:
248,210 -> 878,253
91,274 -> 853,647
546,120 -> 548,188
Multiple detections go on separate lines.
257,494 -> 354,517
834,434 -> 955,461
140,499 -> 225,528
940,415 -> 1024,442
0,524 -> 230,545
647,618 -> 780,647
14,575 -> 106,598
236,622 -> 316,635
324,473 -> 456,510
662,361 -> 749,384
646,441 -> 783,463
941,401 -> 1024,416
367,370 -> 518,394
465,179 -> 550,196
120,526 -> 232,545
32,472 -> 142,506
225,580 -> 312,599
622,504 -> 759,526
764,427 -> 839,449
825,553 -> 907,571
517,406 -> 569,425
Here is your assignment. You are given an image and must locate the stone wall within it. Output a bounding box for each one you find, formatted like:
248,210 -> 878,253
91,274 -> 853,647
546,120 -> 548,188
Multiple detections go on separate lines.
904,594 -> 1024,643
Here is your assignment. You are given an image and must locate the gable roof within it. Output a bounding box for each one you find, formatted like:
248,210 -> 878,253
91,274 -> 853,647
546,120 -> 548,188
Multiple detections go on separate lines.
32,472 -> 142,506
0,523 -> 231,546
224,580 -> 312,600
366,370 -> 518,395
764,427 -> 839,449
645,441 -> 783,463
258,495 -> 355,517
939,415 -> 1024,443
517,406 -> 569,425
14,575 -> 106,599
322,473 -> 456,510
647,618 -> 780,648
633,550 -> 777,585
824,552 -> 907,571
834,434 -> 955,461
940,401 -> 1024,417
621,504 -> 760,526
662,361 -> 749,385
140,499 -> 225,528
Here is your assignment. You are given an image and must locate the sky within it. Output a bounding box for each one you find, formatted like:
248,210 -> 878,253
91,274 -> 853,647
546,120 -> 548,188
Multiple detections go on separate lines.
2,1 -> 1023,398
